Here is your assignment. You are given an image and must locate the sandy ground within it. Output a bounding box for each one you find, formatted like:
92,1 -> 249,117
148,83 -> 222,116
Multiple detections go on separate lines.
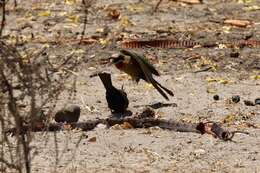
2,0 -> 260,172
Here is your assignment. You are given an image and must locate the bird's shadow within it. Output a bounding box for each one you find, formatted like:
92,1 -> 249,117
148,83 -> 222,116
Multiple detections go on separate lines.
134,102 -> 177,109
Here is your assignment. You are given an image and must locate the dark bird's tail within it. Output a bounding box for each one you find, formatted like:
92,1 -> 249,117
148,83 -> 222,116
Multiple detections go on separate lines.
150,78 -> 174,100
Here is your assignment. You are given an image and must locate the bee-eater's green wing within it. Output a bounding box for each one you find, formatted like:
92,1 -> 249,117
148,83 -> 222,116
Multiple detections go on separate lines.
120,49 -> 160,76
122,50 -> 169,100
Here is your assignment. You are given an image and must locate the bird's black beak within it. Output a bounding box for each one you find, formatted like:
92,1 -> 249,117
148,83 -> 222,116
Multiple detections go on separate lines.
107,57 -> 115,66
108,53 -> 121,66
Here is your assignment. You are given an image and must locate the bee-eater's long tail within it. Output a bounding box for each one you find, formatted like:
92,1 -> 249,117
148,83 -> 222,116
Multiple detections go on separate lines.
154,79 -> 174,96
149,78 -> 170,100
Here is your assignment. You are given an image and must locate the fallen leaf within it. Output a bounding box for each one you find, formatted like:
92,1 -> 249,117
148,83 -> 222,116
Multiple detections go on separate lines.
64,0 -> 76,5
250,75 -> 260,80
206,77 -> 230,84
127,4 -> 145,12
223,114 -> 235,123
88,67 -> 96,70
88,136 -> 96,142
177,0 -> 202,4
120,122 -> 133,129
222,26 -> 231,33
119,16 -> 134,28
224,19 -> 251,27
206,88 -> 216,94
243,5 -> 260,11
99,38 -> 109,45
237,0 -> 253,3
38,11 -> 51,17
66,14 -> 79,23
144,83 -> 153,89
107,8 -> 120,19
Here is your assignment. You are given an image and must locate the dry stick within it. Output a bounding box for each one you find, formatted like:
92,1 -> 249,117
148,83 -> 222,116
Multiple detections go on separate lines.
153,0 -> 163,13
80,0 -> 90,44
5,118 -> 248,141
0,0 -> 6,36
5,118 -> 198,133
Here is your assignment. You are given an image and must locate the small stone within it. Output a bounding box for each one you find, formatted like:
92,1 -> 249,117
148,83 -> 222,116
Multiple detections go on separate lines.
232,95 -> 240,103
95,123 -> 107,129
54,105 -> 81,123
255,98 -> 260,105
213,95 -> 220,101
193,149 -> 206,157
230,51 -> 240,58
244,100 -> 255,106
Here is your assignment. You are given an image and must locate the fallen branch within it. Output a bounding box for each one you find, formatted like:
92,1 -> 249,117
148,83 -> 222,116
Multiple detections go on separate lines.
5,117 -> 248,141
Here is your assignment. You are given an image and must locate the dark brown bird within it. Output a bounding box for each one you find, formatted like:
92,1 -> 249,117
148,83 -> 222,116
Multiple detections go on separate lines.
111,49 -> 174,100
97,72 -> 129,114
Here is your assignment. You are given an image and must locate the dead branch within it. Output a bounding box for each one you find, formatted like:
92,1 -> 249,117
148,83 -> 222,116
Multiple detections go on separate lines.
5,117 -> 248,141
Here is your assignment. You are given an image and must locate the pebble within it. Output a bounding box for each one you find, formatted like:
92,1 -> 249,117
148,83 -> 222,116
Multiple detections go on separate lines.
244,100 -> 255,106
230,51 -> 240,58
54,105 -> 81,123
255,98 -> 260,105
232,95 -> 240,103
213,95 -> 220,101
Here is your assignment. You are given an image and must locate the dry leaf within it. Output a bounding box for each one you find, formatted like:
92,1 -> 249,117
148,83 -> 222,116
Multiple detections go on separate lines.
206,77 -> 230,84
222,26 -> 231,33
96,28 -> 105,33
99,38 -> 109,45
237,0 -> 253,3
206,88 -> 216,94
119,16 -> 134,28
66,14 -> 79,23
88,136 -> 97,142
38,11 -> 51,17
127,4 -> 145,12
144,83 -> 153,89
243,5 -> 260,11
224,19 -> 251,27
120,122 -> 133,129
64,0 -> 76,5
107,8 -> 120,19
177,0 -> 202,4
223,114 -> 235,123
250,75 -> 260,80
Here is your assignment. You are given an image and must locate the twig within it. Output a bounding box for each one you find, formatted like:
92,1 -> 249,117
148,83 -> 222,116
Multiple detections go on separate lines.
193,66 -> 212,73
80,0 -> 92,44
0,0 -> 6,37
153,0 -> 163,13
